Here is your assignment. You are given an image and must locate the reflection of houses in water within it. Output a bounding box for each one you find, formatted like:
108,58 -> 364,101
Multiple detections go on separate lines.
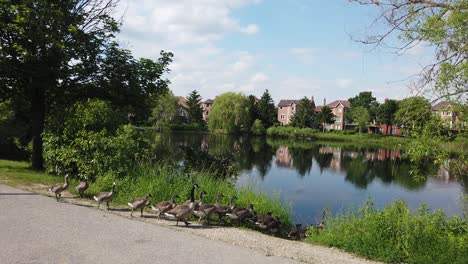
319,146 -> 344,172
276,146 -> 293,168
319,146 -> 402,173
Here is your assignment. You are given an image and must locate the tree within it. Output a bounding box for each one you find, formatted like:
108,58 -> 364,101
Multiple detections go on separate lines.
377,99 -> 399,134
208,92 -> 250,134
350,0 -> 467,102
348,91 -> 379,122
0,1 -> 172,169
246,95 -> 259,129
395,97 -> 432,132
318,106 -> 335,132
290,97 -> 315,128
186,90 -> 203,124
0,0 -> 120,169
257,90 -> 277,128
150,91 -> 178,131
251,119 -> 266,135
351,106 -> 370,133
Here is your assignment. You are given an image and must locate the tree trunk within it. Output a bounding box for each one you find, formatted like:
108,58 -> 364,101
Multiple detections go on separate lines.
31,80 -> 46,170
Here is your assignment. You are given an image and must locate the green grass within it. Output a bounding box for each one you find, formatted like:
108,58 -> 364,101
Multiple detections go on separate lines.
0,159 -> 291,226
306,200 -> 468,264
0,160 -> 60,187
88,162 -> 291,224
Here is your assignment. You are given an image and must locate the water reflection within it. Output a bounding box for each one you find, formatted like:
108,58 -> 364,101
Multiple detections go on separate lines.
152,132 -> 466,220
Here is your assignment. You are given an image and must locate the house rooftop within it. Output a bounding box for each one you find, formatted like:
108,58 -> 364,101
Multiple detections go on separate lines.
278,99 -> 300,107
327,100 -> 351,108
204,99 -> 214,104
176,96 -> 188,108
432,101 -> 452,111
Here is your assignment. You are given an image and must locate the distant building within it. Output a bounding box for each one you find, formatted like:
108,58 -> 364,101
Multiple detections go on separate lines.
325,100 -> 350,130
277,97 -> 315,125
431,101 -> 461,129
201,99 -> 214,122
176,96 -> 188,119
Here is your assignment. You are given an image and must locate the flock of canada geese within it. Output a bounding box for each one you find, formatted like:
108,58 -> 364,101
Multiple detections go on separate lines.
48,174 -> 324,240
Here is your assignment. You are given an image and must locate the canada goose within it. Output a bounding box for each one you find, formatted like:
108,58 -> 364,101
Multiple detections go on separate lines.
193,192 -> 222,224
288,224 -> 307,240
48,174 -> 69,201
255,213 -> 282,233
151,194 -> 180,218
182,188 -> 205,207
93,182 -> 116,210
312,210 -> 326,230
165,184 -> 199,226
128,194 -> 152,217
226,203 -> 254,226
215,195 -> 237,219
75,176 -> 89,198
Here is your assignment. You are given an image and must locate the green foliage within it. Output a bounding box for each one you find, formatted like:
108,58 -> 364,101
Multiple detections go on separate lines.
351,106 -> 370,133
251,119 -> 266,135
307,199 -> 468,264
266,126 -> 318,139
208,92 -> 251,134
43,99 -> 149,178
348,91 -> 379,122
395,97 -> 432,132
318,106 -> 335,132
290,97 -> 316,128
149,91 -> 178,131
186,90 -> 203,124
257,90 -> 277,128
167,122 -> 207,132
377,99 -> 399,133
90,163 -> 291,225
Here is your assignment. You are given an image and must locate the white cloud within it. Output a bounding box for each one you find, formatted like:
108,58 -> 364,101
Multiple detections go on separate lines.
289,48 -> 317,64
335,78 -> 353,88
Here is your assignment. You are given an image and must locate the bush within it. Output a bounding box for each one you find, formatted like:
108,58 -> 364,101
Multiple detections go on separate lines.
251,119 -> 266,135
266,126 -> 318,139
43,99 -> 150,178
307,200 -> 468,264
168,122 -> 207,132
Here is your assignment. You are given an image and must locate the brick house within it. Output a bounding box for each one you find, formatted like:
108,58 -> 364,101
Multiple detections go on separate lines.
176,96 -> 189,120
277,99 -> 300,125
201,99 -> 214,122
324,100 -> 351,130
431,101 -> 462,129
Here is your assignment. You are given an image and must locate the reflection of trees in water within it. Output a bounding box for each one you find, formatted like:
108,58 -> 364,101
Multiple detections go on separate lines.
289,148 -> 315,177
237,137 -> 274,179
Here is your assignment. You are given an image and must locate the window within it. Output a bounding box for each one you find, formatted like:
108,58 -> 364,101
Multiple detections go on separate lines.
338,108 -> 342,113
280,114 -> 285,120
446,111 -> 452,116
335,117 -> 341,122
337,125 -> 341,130
292,106 -> 295,111
280,107 -> 283,110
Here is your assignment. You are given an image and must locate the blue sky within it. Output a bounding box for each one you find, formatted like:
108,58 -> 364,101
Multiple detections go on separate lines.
116,0 -> 432,104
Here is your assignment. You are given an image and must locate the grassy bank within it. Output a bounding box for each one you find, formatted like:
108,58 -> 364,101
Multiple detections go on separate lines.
0,159 -> 290,225
307,200 -> 468,264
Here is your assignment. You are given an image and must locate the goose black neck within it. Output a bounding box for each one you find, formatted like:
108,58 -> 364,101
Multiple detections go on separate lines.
190,186 -> 196,202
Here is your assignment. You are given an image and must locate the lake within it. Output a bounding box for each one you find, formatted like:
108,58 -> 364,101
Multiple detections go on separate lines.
152,132 -> 467,223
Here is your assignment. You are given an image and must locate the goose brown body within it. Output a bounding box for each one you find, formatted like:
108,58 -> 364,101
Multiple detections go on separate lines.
94,182 -> 116,210
165,184 -> 199,226
75,177 -> 88,198
151,195 -> 179,218
128,194 -> 152,217
49,175 -> 69,201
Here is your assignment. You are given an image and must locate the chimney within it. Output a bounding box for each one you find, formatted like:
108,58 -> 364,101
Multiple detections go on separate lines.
323,98 -> 326,106
311,96 -> 314,103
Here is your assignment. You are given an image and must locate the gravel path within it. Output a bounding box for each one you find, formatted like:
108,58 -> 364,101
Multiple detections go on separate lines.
0,184 -> 379,264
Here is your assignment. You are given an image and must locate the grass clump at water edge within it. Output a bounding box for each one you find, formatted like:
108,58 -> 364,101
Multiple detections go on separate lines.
87,162 -> 291,225
306,199 -> 468,264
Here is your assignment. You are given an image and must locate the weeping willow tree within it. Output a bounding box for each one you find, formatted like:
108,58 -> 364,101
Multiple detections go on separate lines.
208,92 -> 251,134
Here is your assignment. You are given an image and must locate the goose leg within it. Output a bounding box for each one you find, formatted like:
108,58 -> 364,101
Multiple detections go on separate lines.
106,201 -> 109,210
176,220 -> 179,226
97,202 -> 100,209
55,193 -> 58,201
140,208 -> 143,217
130,208 -> 134,217
184,221 -> 191,227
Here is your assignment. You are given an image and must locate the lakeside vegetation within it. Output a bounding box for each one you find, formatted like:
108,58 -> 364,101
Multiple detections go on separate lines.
307,199 -> 468,264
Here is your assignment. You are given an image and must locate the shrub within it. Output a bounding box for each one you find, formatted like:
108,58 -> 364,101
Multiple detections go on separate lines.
43,99 -> 150,178
266,126 -> 318,139
251,119 -> 266,135
307,200 -> 468,264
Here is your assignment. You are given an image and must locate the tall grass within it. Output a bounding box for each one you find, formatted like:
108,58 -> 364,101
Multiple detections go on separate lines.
86,162 -> 291,225
307,199 -> 468,264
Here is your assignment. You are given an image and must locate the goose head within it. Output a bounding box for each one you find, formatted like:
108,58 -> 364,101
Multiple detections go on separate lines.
193,183 -> 199,189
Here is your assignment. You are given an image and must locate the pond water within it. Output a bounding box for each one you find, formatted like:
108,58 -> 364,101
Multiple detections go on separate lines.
153,132 -> 467,223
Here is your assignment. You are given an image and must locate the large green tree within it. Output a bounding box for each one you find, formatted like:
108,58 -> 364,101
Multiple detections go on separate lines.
351,106 -> 370,133
150,91 -> 178,131
0,1 -> 172,169
0,0 -> 119,169
350,0 -> 467,102
257,89 -> 277,128
318,106 -> 335,132
377,99 -> 399,134
290,97 -> 316,128
348,91 -> 379,122
186,90 -> 203,124
395,97 -> 432,131
208,92 -> 250,134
